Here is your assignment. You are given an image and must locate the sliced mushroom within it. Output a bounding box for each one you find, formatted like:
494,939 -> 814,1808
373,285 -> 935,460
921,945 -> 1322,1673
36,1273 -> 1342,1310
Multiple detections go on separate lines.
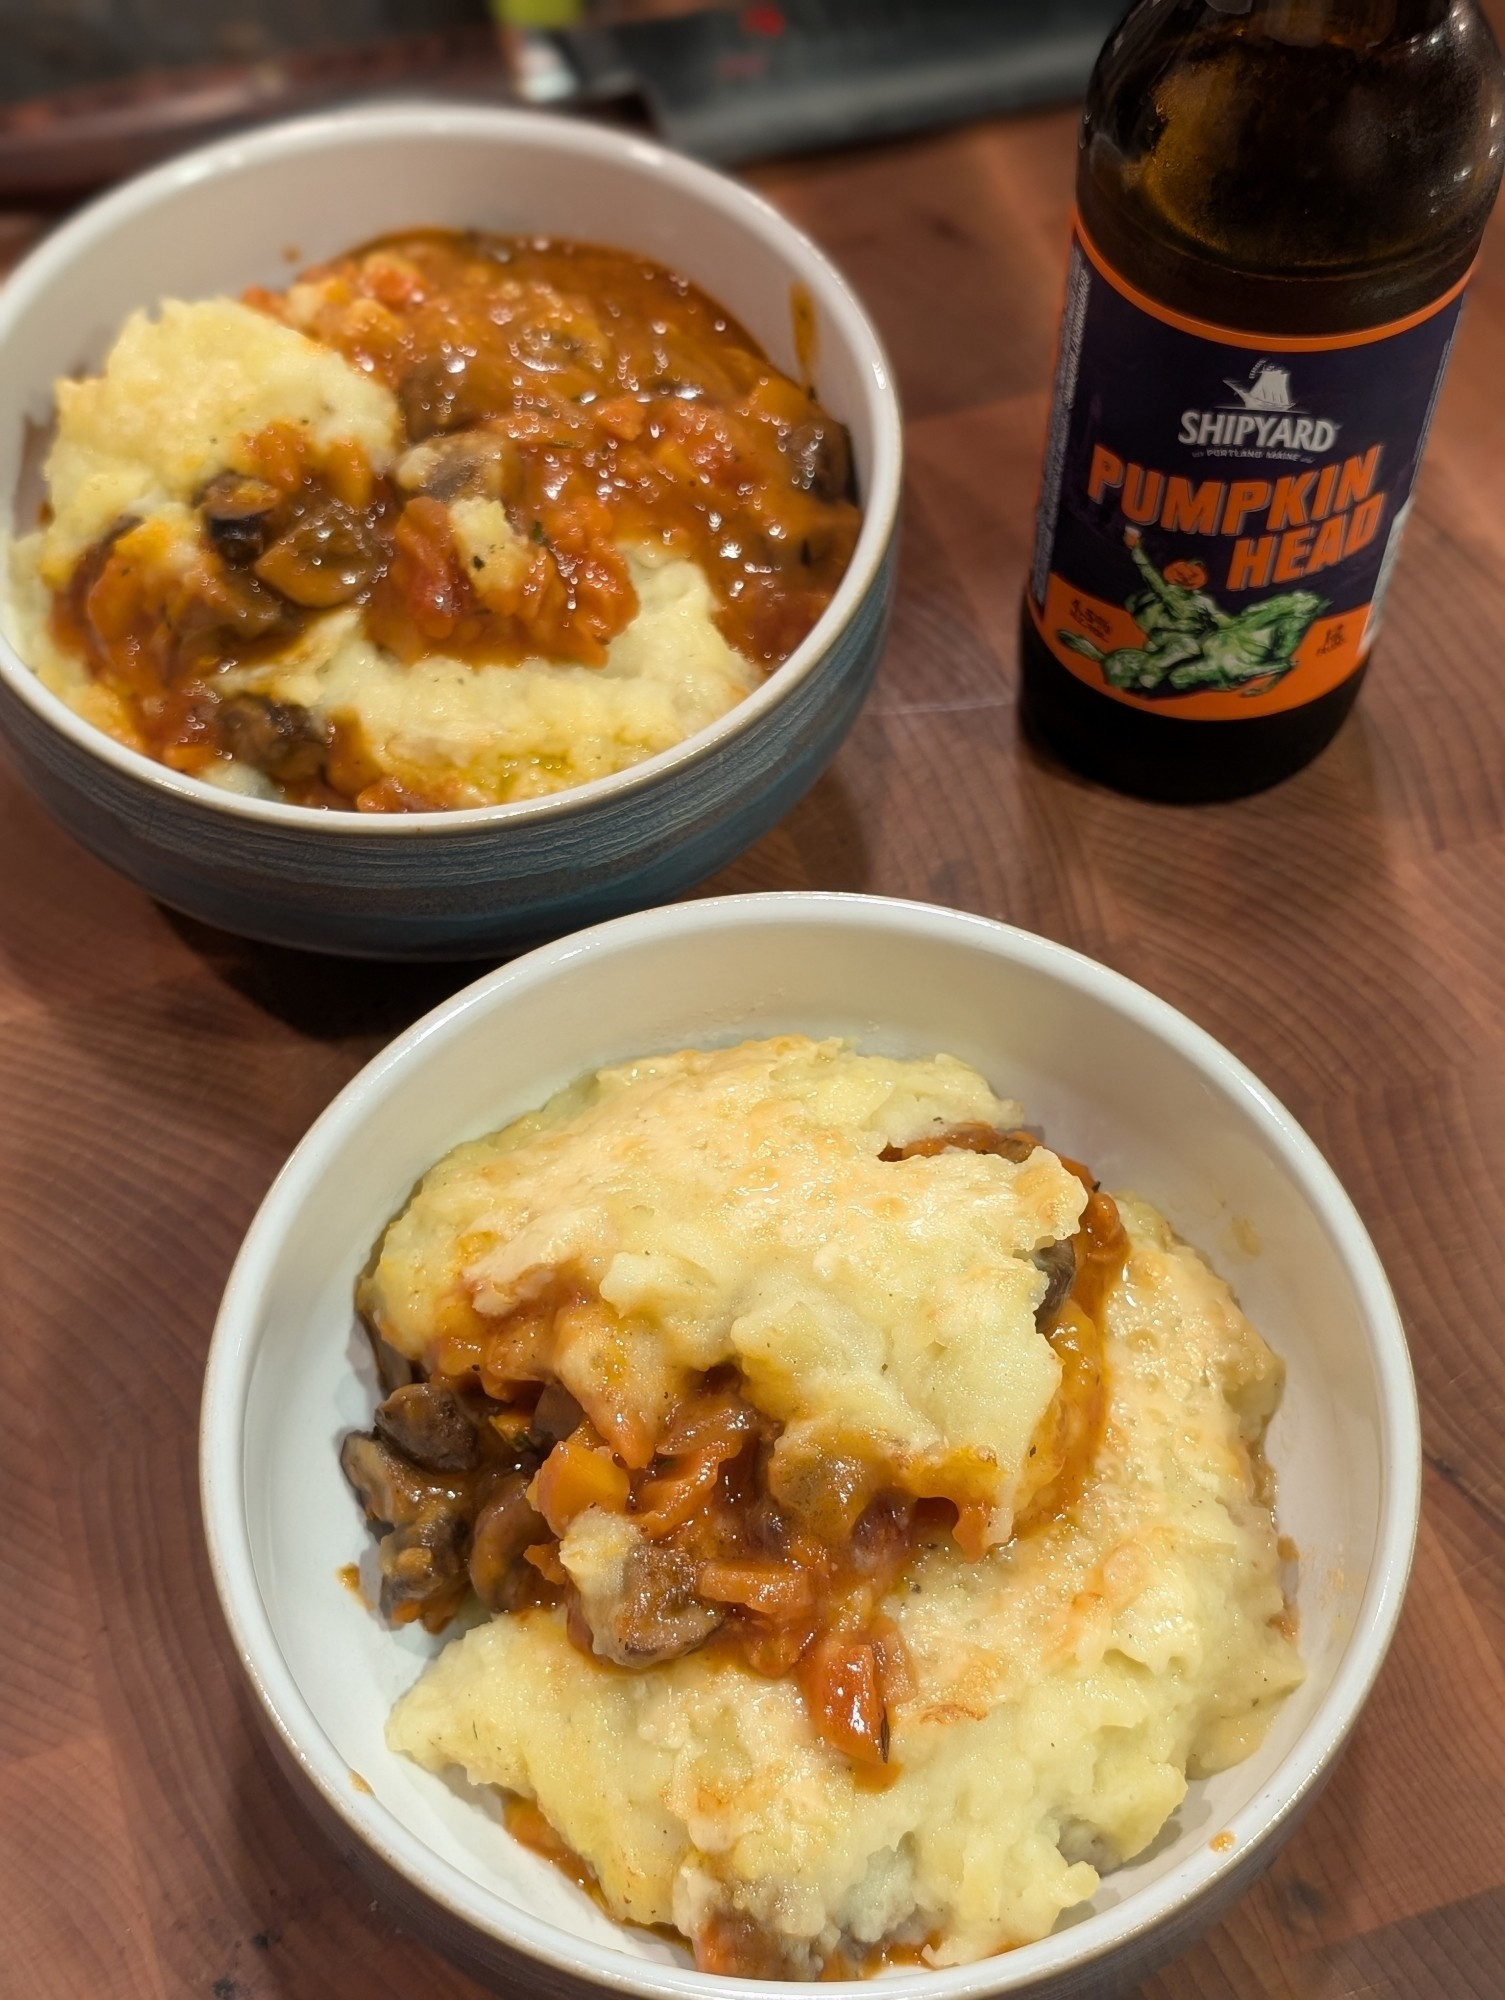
565,1512 -> 724,1668
744,1493 -> 794,1559
360,1318 -> 416,1396
374,1380 -> 480,1472
590,1542 -> 725,1667
253,498 -> 383,608
530,1380 -> 586,1446
379,1510 -> 468,1616
849,1490 -> 917,1575
173,571 -> 289,656
217,695 -> 330,785
468,1472 -> 549,1613
767,1439 -> 878,1543
199,473 -> 283,566
781,417 -> 854,503
880,1123 -> 1037,1163
400,356 -> 486,442
1032,1238 -> 1078,1332
655,1382 -> 762,1458
395,429 -> 518,504
340,1431 -> 441,1529
693,1907 -> 809,1981
340,1430 -> 474,1621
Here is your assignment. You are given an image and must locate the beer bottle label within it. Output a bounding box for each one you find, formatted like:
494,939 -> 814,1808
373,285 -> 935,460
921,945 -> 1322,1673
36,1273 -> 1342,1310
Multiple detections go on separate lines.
1027,218 -> 1468,718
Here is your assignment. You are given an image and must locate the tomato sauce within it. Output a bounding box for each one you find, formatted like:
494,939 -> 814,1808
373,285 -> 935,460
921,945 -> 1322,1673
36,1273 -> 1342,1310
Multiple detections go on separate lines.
48,231 -> 862,809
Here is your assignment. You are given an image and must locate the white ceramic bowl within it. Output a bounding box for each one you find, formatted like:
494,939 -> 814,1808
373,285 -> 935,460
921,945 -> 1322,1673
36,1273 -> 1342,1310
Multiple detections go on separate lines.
201,893 -> 1419,1997
0,108 -> 901,957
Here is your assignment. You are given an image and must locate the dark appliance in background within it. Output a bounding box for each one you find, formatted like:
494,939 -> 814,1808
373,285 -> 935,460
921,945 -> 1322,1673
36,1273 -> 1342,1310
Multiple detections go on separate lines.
516,1 -> 1128,163
0,0 -> 1129,205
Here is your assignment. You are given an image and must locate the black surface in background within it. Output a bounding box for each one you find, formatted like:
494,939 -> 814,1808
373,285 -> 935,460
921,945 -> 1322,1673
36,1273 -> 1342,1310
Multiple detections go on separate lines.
0,0 -> 1122,194
0,0 -> 491,103
572,0 -> 1124,161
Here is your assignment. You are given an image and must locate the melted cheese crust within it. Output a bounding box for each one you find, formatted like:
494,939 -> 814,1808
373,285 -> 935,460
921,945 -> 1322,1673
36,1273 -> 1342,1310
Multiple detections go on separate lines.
389,1189 -> 1302,1973
364,1038 -> 1086,1534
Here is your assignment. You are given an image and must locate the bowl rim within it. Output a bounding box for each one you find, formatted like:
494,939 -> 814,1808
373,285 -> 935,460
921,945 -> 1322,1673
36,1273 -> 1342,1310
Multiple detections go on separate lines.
199,891 -> 1422,2000
0,103 -> 902,838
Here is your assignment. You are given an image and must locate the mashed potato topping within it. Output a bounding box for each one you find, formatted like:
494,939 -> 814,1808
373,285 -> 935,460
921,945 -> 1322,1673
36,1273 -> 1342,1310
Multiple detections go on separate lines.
345,1039 -> 1302,1978
31,298 -> 401,587
367,1040 -> 1083,1541
10,536 -> 757,808
6,233 -> 859,812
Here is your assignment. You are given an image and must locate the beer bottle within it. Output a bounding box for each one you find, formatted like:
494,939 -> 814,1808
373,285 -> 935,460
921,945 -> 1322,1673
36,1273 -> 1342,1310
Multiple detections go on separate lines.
1020,0 -> 1505,800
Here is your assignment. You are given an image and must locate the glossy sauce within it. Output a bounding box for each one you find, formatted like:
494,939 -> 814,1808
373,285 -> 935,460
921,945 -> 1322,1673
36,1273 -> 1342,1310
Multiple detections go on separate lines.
49,231 -> 862,810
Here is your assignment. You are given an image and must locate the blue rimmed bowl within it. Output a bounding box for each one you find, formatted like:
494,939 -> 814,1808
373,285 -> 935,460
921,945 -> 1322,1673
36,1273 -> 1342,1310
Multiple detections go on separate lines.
0,106 -> 901,958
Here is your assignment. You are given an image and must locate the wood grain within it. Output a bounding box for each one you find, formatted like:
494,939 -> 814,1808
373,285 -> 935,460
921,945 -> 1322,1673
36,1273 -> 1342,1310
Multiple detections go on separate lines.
5,72 -> 1505,2000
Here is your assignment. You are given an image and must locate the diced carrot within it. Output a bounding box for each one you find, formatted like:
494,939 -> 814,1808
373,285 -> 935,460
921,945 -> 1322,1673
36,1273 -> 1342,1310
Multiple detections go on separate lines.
869,1616 -> 916,1706
353,776 -> 440,814
801,1633 -> 888,1766
429,1331 -> 485,1378
553,1298 -> 660,1469
529,1433 -> 630,1535
698,1559 -> 815,1620
244,421 -> 309,493
693,1911 -> 792,1980
359,252 -> 427,309
633,1447 -> 724,1539
523,1542 -> 567,1585
372,496 -> 469,651
952,1503 -> 992,1561
502,1796 -> 597,1895
322,437 -> 374,509
740,1619 -> 816,1679
479,1305 -> 554,1398
595,396 -> 648,442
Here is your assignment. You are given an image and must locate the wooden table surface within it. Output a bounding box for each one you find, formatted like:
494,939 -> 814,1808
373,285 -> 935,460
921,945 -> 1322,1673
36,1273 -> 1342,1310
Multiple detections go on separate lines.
5,88 -> 1505,2000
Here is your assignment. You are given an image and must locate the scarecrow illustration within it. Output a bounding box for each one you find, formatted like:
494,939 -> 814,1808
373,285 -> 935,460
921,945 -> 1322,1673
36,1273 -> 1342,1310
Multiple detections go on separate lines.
1058,530 -> 1327,696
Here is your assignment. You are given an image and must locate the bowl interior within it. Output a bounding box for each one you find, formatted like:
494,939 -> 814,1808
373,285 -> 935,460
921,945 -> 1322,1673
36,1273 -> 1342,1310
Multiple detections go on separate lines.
0,108 -> 883,542
219,898 -> 1407,1993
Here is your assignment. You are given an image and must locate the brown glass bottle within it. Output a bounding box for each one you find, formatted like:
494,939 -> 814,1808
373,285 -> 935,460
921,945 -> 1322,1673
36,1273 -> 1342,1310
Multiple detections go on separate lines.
1020,0 -> 1505,800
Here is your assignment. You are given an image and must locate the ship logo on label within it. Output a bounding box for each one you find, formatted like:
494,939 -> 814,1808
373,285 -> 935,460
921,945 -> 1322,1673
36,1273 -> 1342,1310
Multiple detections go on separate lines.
1179,358 -> 1339,453
1223,360 -> 1296,412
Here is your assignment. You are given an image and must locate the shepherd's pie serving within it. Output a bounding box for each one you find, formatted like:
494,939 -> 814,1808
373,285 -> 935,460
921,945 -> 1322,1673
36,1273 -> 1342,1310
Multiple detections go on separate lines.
342,1037 -> 1302,1978
4,233 -> 858,812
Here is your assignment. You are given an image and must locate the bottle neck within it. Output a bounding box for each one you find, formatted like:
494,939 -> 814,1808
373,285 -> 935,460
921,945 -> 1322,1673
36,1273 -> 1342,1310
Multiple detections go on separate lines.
1078,0 -> 1505,332
1207,0 -> 1450,45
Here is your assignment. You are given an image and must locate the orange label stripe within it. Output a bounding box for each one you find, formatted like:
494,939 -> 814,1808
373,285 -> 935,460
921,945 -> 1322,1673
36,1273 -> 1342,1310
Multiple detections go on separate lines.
1073,214 -> 1473,354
